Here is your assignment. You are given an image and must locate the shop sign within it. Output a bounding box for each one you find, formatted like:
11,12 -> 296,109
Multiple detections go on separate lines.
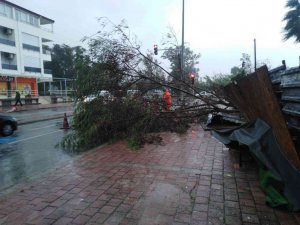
0,76 -> 15,82
38,76 -> 53,82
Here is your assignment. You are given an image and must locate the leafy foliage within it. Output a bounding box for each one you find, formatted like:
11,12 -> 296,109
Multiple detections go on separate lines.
161,28 -> 201,86
46,44 -> 89,79
283,0 -> 300,42
60,19 -> 235,152
59,19 -> 192,151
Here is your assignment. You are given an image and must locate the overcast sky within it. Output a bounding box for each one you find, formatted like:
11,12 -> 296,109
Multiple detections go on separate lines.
8,0 -> 300,76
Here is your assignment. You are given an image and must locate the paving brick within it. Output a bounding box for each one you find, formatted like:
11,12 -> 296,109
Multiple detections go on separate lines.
99,205 -> 116,214
192,210 -> 208,221
89,212 -> 110,223
116,204 -> 132,213
52,217 -> 73,225
225,207 -> 241,216
104,212 -> 126,225
208,208 -> 224,220
81,207 -> 98,217
242,213 -> 260,224
72,214 -> 91,224
174,213 -> 191,223
193,203 -> 208,212
0,125 -> 299,225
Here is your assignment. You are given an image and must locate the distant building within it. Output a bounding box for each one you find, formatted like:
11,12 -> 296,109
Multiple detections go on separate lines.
0,0 -> 54,98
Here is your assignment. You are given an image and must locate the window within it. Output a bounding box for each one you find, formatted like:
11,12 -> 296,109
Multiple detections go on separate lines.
29,15 -> 38,26
22,33 -> 39,47
16,10 -> 39,27
24,56 -> 41,73
24,56 -> 40,68
0,2 -> 13,18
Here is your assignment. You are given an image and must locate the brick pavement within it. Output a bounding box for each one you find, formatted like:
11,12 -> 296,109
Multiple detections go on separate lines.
0,124 -> 300,225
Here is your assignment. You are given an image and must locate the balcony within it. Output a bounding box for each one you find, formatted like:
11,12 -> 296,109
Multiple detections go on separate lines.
0,38 -> 15,46
23,44 -> 40,52
24,66 -> 41,73
42,48 -> 51,55
2,64 -> 17,70
44,69 -> 52,74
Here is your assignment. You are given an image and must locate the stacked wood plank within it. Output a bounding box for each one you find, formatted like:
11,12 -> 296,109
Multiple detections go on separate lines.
223,66 -> 300,170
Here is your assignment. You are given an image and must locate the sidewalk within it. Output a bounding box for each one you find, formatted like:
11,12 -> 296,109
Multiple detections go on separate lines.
0,102 -> 74,125
0,124 -> 299,225
0,102 -> 73,113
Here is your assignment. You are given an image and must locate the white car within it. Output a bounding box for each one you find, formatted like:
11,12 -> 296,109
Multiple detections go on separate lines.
83,90 -> 113,103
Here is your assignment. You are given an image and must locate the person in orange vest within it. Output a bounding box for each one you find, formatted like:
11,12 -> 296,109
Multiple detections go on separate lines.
163,88 -> 172,111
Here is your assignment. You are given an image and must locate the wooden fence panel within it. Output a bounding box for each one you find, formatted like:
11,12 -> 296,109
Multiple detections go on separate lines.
224,66 -> 300,169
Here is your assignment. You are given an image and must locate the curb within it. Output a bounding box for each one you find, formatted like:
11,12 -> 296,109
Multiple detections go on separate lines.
0,103 -> 74,113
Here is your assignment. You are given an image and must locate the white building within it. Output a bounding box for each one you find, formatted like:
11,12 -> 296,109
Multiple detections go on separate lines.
0,0 -> 54,98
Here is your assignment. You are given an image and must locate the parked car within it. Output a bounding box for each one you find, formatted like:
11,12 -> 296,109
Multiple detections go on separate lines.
195,91 -> 212,97
127,90 -> 140,97
0,114 -> 18,136
144,89 -> 164,99
83,90 -> 113,103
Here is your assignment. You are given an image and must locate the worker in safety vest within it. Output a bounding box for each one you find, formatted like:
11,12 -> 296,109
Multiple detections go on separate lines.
163,88 -> 172,111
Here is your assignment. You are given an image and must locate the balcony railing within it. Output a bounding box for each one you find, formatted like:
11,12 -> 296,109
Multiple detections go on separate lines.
0,38 -> 15,46
1,64 -> 17,70
24,66 -> 41,73
23,43 -> 40,52
44,69 -> 52,74
0,90 -> 39,98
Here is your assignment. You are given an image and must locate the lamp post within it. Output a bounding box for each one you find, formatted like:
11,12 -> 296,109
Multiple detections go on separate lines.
180,0 -> 185,101
181,0 -> 185,78
254,38 -> 257,71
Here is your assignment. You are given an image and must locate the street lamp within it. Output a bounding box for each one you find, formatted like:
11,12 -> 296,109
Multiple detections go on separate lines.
181,0 -> 185,78
180,0 -> 185,101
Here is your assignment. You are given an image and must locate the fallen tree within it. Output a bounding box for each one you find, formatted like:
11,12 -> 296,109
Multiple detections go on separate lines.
60,19 -> 237,152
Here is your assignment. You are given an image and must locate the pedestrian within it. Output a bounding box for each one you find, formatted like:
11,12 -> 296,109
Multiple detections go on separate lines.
14,90 -> 23,106
163,88 -> 172,111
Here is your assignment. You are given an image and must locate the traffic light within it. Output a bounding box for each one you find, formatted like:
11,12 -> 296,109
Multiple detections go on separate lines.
190,73 -> 195,85
154,45 -> 158,55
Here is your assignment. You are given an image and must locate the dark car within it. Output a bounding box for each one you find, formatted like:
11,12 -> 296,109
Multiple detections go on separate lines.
0,114 -> 18,136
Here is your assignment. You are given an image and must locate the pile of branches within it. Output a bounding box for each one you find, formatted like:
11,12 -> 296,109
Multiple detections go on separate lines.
60,19 -> 238,152
61,96 -> 191,152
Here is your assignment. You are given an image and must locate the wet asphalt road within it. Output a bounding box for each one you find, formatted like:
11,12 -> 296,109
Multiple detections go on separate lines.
0,117 -> 77,194
9,106 -> 73,124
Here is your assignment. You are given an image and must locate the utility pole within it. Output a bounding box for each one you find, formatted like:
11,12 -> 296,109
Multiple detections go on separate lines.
180,0 -> 185,101
181,0 -> 185,78
254,38 -> 257,71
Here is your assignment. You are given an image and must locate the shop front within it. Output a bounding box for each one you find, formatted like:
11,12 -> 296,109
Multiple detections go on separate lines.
0,75 -> 15,98
0,75 -> 37,98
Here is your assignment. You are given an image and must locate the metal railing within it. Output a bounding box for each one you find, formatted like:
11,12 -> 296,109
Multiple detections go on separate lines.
2,64 -> 17,70
0,38 -> 15,46
22,43 -> 40,52
24,66 -> 41,73
49,89 -> 75,96
0,90 -> 39,98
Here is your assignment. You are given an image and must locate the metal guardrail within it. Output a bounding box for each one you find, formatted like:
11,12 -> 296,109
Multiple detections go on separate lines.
0,90 -> 38,98
48,90 -> 75,97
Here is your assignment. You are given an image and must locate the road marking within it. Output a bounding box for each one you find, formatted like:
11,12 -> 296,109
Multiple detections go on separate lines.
8,130 -> 63,144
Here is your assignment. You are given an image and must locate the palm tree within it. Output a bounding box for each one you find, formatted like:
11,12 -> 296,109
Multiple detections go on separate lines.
283,0 -> 300,42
